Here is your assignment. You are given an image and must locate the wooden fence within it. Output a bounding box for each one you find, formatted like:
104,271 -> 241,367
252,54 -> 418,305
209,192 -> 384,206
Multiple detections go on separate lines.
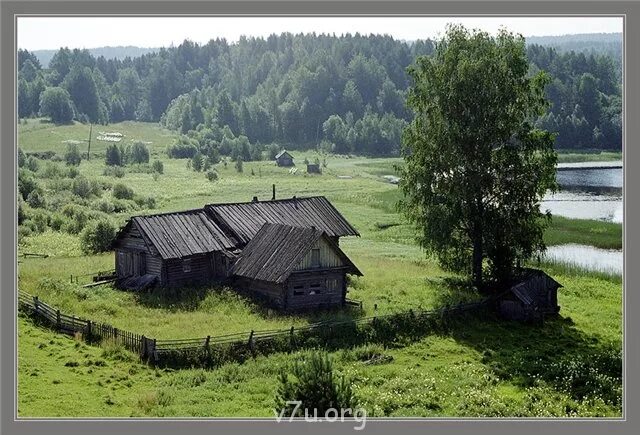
18,290 -> 489,368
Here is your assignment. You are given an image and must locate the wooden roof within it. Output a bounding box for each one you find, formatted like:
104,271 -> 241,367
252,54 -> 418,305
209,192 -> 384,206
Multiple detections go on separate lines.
121,209 -> 237,260
231,223 -> 361,284
509,269 -> 562,307
205,196 -> 360,246
275,150 -> 293,159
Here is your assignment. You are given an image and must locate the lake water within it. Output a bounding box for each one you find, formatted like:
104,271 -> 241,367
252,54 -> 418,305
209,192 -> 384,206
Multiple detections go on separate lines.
543,162 -> 622,274
541,165 -> 622,223
544,244 -> 623,275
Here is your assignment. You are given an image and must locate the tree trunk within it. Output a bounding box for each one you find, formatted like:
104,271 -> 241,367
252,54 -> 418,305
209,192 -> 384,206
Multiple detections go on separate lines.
472,222 -> 483,289
472,194 -> 484,289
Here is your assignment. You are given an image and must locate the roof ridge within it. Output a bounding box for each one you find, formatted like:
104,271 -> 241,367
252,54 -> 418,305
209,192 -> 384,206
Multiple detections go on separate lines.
131,207 -> 206,219
205,195 -> 326,208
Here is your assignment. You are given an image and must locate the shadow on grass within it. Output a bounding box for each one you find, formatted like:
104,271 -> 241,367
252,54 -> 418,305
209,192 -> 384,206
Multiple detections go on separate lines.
443,312 -> 622,409
132,283 -> 367,323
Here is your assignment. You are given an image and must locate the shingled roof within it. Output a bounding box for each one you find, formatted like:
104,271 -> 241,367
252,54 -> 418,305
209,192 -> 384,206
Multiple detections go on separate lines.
509,269 -> 563,307
231,223 -> 361,284
205,196 -> 360,246
275,150 -> 292,159
118,209 -> 237,260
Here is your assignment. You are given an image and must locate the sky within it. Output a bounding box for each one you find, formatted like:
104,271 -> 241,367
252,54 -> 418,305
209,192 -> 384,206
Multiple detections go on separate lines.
18,16 -> 623,51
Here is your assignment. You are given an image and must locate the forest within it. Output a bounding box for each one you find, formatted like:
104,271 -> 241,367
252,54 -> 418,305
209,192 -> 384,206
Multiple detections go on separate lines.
18,32 -> 622,160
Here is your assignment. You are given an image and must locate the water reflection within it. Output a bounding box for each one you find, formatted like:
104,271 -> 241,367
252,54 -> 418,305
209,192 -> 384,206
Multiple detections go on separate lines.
544,244 -> 622,274
542,165 -> 623,223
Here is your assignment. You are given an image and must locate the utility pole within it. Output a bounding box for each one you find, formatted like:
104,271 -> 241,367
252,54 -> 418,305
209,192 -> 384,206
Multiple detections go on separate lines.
87,124 -> 92,160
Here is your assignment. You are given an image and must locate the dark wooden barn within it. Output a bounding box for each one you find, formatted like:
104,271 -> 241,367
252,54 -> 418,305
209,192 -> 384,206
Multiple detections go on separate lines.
112,209 -> 236,289
307,163 -> 321,174
231,223 -> 362,310
498,269 -> 562,322
112,196 -> 361,309
275,150 -> 294,167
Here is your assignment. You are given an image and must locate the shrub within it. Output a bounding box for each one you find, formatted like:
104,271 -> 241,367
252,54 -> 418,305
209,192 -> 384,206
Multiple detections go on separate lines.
206,170 -> 218,182
80,219 -> 116,254
94,199 -> 116,214
134,195 -> 156,209
275,351 -> 357,417
191,152 -> 204,172
25,156 -> 39,172
235,158 -> 243,173
105,144 -> 122,166
72,175 -> 93,199
67,166 -> 80,178
49,213 -> 68,231
112,183 -> 134,200
29,210 -> 50,233
18,148 -> 26,168
166,136 -> 199,159
26,188 -> 46,208
18,169 -> 38,200
40,161 -> 65,179
151,160 -> 164,174
103,166 -> 125,178
129,142 -> 150,164
64,143 -> 82,166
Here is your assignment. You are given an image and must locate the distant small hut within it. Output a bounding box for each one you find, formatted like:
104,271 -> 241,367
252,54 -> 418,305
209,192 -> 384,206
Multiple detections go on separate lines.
497,269 -> 562,322
275,150 -> 294,167
231,223 -> 362,310
307,163 -> 321,174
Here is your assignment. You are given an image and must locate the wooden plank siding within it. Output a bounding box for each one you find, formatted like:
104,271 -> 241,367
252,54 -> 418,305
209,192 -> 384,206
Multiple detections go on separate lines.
294,238 -> 343,270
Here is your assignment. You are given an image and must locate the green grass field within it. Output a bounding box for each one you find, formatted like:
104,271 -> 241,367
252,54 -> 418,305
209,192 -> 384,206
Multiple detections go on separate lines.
17,121 -> 623,417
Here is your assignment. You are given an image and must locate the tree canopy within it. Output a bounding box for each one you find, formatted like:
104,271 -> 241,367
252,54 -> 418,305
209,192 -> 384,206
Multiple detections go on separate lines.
400,26 -> 558,288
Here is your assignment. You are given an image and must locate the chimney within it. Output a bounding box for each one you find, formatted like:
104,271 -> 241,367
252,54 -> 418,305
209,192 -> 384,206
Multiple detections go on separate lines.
272,184 -> 276,201
252,196 -> 258,203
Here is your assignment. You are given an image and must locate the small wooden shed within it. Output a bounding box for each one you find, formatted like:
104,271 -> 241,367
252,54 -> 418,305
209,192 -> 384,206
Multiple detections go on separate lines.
307,163 -> 321,174
231,223 -> 362,311
112,209 -> 236,289
498,269 -> 562,322
275,150 -> 294,167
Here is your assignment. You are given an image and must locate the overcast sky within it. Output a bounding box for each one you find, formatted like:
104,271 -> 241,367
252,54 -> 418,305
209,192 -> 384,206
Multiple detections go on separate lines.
18,16 -> 623,51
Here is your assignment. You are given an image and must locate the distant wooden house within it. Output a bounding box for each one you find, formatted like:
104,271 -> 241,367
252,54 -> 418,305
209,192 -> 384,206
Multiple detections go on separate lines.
275,150 -> 294,167
112,196 -> 361,311
307,163 -> 321,174
497,269 -> 562,322
231,223 -> 362,310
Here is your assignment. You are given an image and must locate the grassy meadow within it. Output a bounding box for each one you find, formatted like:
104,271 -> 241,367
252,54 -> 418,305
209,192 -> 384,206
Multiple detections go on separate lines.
17,120 -> 623,417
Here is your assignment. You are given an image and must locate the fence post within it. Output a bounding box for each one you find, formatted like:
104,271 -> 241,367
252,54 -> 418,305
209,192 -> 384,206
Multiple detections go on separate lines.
248,330 -> 255,357
33,296 -> 39,316
70,274 -> 73,283
152,338 -> 158,363
205,335 -> 211,358
289,326 -> 295,352
56,310 -> 61,330
114,328 -> 119,343
86,320 -> 92,339
141,335 -> 147,359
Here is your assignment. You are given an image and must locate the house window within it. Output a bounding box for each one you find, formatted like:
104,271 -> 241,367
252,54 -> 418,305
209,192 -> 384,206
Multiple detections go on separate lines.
309,282 -> 322,295
293,285 -> 305,296
183,258 -> 192,273
311,249 -> 320,267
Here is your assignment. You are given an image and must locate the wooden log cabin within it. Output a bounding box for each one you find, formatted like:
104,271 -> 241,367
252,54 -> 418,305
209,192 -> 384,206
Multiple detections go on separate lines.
231,223 -> 362,310
111,196 -> 362,310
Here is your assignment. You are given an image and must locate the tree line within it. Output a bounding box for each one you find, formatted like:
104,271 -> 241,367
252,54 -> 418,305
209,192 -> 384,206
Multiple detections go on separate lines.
18,32 -> 622,159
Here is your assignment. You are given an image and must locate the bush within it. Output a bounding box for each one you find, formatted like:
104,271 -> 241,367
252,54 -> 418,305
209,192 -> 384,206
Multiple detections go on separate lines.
103,166 -> 125,178
151,160 -> 164,174
206,170 -> 219,182
191,153 -> 204,172
129,141 -> 150,164
49,213 -> 68,231
94,199 -> 115,214
112,183 -> 134,200
26,188 -> 46,208
166,136 -> 199,159
18,169 -> 38,200
275,351 -> 357,417
25,156 -> 39,172
40,161 -> 65,179
72,175 -> 93,199
67,166 -> 80,178
64,143 -> 82,166
134,195 -> 156,209
235,158 -> 243,173
80,219 -> 116,254
105,144 -> 122,166
18,148 -> 26,168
